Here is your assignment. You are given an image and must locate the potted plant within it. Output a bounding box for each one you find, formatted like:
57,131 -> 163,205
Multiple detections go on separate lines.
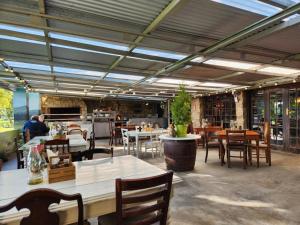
171,85 -> 192,137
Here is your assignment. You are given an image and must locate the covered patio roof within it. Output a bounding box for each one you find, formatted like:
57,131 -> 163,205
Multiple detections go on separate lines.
1,0 -> 300,100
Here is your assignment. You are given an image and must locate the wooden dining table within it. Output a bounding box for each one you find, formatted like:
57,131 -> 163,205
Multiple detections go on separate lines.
216,130 -> 260,167
0,155 -> 181,225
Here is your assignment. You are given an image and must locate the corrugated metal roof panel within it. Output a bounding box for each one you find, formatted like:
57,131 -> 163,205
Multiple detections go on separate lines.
252,23 -> 300,54
47,0 -> 172,26
158,0 -> 263,39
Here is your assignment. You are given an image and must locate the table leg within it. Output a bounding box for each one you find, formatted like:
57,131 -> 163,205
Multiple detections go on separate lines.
219,138 -> 225,166
136,135 -> 139,158
256,139 -> 259,168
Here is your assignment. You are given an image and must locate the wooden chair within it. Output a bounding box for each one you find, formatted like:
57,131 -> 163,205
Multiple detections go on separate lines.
25,128 -> 31,142
15,137 -> 24,169
121,128 -> 136,155
82,130 -> 88,141
249,122 -> 271,166
204,126 -> 222,163
43,139 -> 83,162
193,127 -> 204,147
68,128 -> 83,135
98,171 -> 173,225
226,130 -> 247,169
44,139 -> 70,154
83,132 -> 113,160
0,188 -> 83,225
68,124 -> 81,129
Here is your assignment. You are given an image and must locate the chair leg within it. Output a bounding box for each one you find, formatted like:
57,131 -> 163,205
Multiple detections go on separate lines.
268,147 -> 271,166
248,146 -> 252,166
243,149 -> 247,169
227,149 -> 231,168
205,146 -> 208,163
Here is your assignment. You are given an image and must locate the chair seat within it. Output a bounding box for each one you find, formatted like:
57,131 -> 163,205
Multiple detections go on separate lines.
206,141 -> 219,147
250,141 -> 268,148
98,212 -> 160,225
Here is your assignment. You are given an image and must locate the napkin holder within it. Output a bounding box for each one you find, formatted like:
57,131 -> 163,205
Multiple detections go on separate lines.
47,154 -> 75,183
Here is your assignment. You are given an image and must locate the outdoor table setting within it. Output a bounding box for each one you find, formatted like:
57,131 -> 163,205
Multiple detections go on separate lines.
215,130 -> 260,167
127,128 -> 168,158
0,155 -> 181,225
19,134 -> 88,167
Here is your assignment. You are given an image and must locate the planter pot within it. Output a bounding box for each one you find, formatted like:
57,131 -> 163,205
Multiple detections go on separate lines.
0,159 -> 3,171
175,124 -> 188,137
163,139 -> 197,171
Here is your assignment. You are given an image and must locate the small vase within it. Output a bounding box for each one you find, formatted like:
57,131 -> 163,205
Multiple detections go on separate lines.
27,146 -> 44,185
176,124 -> 188,137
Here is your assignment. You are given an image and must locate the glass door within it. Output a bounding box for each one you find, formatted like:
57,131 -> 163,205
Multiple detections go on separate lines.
287,88 -> 300,151
270,91 -> 283,145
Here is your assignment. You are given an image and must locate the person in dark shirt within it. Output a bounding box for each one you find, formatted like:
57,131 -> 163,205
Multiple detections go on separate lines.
22,115 -> 50,141
23,115 -> 40,141
38,114 -> 50,136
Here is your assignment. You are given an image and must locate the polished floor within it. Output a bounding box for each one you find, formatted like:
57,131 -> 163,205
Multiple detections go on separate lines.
2,141 -> 300,225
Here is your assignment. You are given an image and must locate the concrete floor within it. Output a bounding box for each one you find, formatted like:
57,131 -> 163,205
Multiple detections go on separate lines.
2,141 -> 300,225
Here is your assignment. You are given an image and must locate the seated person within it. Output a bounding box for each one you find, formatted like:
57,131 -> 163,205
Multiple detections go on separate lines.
23,115 -> 41,141
38,114 -> 50,136
22,115 -> 50,141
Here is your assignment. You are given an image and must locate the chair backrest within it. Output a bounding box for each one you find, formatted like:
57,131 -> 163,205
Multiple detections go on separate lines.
14,137 -> 23,164
193,127 -> 203,135
82,130 -> 88,141
121,128 -> 129,144
204,127 -> 222,143
263,122 -> 270,145
226,130 -> 247,145
0,188 -> 83,225
67,124 -> 81,129
116,171 -> 173,225
89,131 -> 96,151
44,139 -> 70,154
25,128 -> 31,142
68,128 -> 83,135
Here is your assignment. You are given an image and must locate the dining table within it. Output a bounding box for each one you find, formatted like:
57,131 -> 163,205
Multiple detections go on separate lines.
0,155 -> 181,225
19,134 -> 88,166
127,129 -> 168,158
216,130 -> 260,167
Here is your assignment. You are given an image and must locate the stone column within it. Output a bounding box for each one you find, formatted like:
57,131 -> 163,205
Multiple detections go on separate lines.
191,97 -> 204,128
235,91 -> 248,129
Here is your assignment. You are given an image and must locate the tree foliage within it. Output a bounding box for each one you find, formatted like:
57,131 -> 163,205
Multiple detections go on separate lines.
170,85 -> 191,125
0,88 -> 13,129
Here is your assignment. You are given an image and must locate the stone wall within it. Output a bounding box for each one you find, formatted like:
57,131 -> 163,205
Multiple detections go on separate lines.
41,95 -> 166,118
191,97 -> 204,128
235,91 -> 248,129
41,95 -> 87,117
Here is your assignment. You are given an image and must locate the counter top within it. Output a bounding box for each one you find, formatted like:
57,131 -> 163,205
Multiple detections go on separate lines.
159,134 -> 201,140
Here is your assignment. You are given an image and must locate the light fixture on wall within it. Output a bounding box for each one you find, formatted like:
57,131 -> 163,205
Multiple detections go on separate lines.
274,82 -> 278,86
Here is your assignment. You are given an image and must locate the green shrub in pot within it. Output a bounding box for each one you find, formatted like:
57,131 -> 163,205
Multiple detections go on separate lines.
170,85 -> 192,137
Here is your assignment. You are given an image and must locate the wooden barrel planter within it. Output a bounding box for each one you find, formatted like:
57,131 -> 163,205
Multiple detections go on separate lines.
160,135 -> 200,171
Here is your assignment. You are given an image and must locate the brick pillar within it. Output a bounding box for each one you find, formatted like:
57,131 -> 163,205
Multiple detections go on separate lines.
235,91 -> 248,129
191,97 -> 204,128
